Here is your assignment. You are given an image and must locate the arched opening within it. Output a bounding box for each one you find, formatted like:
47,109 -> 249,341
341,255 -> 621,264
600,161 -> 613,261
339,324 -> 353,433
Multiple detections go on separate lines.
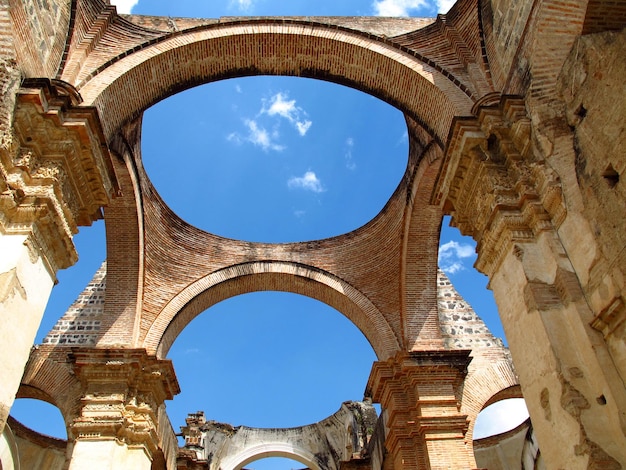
8,398 -> 67,439
438,215 -> 505,342
141,76 -> 408,242
240,457 -> 309,470
474,398 -> 529,439
166,292 -> 377,433
35,219 -> 106,344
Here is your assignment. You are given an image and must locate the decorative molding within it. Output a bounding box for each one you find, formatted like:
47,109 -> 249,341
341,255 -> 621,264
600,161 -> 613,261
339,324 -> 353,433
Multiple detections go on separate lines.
366,350 -> 473,469
70,349 -> 180,458
0,79 -> 117,274
432,95 -> 566,278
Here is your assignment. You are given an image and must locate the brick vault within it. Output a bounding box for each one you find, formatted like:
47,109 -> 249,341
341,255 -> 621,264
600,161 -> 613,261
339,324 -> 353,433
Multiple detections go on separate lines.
0,0 -> 625,469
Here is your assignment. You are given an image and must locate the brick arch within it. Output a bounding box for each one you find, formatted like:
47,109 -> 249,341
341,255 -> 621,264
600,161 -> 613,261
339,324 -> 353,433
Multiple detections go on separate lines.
460,359 -> 520,442
225,444 -> 320,470
77,19 -> 474,146
146,261 -> 400,361
17,352 -> 84,430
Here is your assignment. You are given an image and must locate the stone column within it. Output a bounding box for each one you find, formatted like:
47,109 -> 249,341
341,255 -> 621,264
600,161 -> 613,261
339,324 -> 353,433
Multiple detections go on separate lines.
434,96 -> 626,468
68,349 -> 180,470
0,79 -> 116,433
367,350 -> 474,470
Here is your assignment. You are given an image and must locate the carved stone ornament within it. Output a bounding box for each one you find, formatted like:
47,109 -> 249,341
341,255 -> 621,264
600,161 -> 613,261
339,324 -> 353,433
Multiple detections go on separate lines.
69,349 -> 180,458
0,79 -> 118,275
431,95 -> 566,278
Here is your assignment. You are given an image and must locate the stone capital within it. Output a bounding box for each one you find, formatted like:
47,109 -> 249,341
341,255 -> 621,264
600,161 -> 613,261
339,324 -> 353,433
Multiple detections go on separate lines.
432,95 -> 566,278
69,349 -> 180,458
1,79 -> 118,275
367,350 -> 471,406
366,350 -> 473,469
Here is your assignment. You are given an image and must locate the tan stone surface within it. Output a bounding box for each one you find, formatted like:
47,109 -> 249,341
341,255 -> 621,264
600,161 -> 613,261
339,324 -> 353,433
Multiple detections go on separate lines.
1,0 -> 625,468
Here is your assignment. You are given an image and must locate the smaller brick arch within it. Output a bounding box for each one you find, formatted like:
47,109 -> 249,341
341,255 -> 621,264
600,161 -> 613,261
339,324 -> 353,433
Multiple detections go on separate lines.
146,261 -> 400,360
226,445 -> 320,470
18,350 -> 83,428
459,358 -> 520,443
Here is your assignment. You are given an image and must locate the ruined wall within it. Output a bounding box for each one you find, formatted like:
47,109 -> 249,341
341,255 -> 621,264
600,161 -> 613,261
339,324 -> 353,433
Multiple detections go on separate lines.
557,28 -> 626,381
474,420 -> 544,470
5,417 -> 67,470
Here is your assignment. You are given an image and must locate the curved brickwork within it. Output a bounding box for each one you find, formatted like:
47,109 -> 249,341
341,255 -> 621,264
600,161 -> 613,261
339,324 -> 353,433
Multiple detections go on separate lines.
131,163 -> 412,357
402,136 -> 446,350
150,261 -> 400,360
18,347 -> 83,427
74,19 -> 474,145
58,0 -> 164,84
391,0 -> 494,98
114,111 -> 440,359
8,0 -> 71,78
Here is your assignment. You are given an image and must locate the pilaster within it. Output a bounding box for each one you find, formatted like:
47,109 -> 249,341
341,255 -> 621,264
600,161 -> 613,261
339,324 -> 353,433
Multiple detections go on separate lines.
0,78 -> 117,434
433,95 -> 626,468
68,349 -> 180,469
366,350 -> 474,470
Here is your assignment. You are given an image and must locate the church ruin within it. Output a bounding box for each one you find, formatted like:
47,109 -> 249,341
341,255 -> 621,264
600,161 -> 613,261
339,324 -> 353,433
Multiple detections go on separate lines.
0,0 -> 625,468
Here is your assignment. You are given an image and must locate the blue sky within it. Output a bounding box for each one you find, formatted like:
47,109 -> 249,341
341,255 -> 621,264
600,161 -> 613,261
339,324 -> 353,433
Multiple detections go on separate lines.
10,1 -> 529,468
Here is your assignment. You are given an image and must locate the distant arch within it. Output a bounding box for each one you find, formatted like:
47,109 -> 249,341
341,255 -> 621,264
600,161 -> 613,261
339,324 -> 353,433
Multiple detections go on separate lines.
146,261 -> 400,360
225,445 -> 321,470
77,19 -> 474,145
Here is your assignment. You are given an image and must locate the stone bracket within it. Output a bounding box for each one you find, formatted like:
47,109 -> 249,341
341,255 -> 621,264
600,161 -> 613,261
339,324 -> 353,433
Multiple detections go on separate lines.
70,348 -> 180,457
431,95 -> 566,278
1,78 -> 118,274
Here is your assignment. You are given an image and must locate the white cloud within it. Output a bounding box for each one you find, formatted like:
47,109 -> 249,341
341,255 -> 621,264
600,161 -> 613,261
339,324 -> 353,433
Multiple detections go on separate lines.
245,119 -> 285,152
228,120 -> 284,152
288,171 -> 325,193
438,240 -> 475,274
345,138 -> 356,170
235,84 -> 242,94
230,0 -> 254,11
474,399 -> 529,439
226,132 -> 242,145
437,0 -> 456,13
296,120 -> 313,136
109,0 -> 139,14
372,0 -> 453,15
372,0 -> 428,16
263,92 -> 312,136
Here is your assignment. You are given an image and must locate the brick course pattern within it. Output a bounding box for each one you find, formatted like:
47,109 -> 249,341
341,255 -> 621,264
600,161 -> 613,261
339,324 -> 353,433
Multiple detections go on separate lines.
2,0 -> 626,469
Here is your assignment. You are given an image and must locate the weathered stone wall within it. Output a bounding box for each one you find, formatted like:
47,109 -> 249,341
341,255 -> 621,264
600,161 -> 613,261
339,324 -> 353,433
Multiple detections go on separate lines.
558,27 -> 626,382
178,403 -> 377,470
43,262 -> 107,347
474,420 -> 544,470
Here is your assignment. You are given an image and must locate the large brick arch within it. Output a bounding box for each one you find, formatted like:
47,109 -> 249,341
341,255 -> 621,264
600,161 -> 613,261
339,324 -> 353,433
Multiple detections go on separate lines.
146,261 -> 400,361
76,19 -> 474,146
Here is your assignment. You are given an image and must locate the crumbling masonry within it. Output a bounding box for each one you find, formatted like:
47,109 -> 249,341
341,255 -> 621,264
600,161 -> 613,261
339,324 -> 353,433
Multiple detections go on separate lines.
0,0 -> 625,468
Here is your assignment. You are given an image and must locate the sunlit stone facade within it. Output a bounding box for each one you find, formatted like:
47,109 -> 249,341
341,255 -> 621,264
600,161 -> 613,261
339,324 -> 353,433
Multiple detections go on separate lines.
1,0 -> 625,468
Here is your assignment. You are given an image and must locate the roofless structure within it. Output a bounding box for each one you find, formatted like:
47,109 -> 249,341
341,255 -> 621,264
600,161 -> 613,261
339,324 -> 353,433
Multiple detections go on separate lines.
1,0 -> 625,468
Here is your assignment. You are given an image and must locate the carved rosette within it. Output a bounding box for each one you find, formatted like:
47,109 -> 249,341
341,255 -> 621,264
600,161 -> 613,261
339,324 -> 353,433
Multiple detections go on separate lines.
70,349 -> 180,459
432,95 -> 566,278
0,79 -> 117,275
